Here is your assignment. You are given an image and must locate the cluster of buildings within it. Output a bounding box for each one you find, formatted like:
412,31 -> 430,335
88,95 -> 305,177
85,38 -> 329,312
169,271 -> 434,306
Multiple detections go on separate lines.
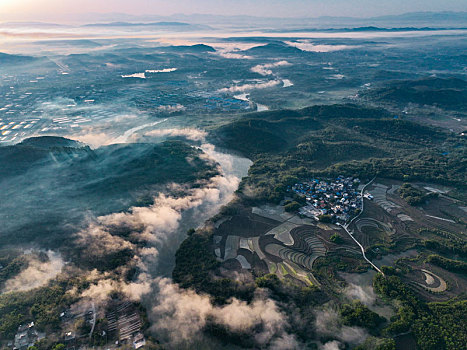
7,300 -> 146,350
12,322 -> 44,350
0,80 -> 45,143
0,73 -> 254,145
289,176 -> 362,223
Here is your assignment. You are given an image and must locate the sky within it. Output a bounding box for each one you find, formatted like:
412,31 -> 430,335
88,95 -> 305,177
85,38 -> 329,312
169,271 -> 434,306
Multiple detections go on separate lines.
0,0 -> 465,22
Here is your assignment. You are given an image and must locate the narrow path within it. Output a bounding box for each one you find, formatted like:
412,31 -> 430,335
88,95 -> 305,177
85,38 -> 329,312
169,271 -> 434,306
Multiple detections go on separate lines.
348,176 -> 376,227
89,301 -> 96,339
425,214 -> 456,223
337,223 -> 383,274
338,176 -> 384,275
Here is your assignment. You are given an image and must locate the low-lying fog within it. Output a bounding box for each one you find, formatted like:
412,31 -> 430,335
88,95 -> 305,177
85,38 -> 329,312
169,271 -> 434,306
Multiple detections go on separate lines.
1,17 -> 466,348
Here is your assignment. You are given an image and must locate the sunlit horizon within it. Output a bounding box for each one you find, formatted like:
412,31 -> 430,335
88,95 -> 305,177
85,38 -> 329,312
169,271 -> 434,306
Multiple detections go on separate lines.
1,0 -> 466,23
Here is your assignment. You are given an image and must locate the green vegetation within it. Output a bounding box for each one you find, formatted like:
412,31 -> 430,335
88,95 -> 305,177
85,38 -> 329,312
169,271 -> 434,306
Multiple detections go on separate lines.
330,233 -> 344,244
255,273 -> 327,306
373,274 -> 425,334
172,232 -> 254,304
399,183 -> 438,206
323,153 -> 465,192
76,317 -> 91,335
284,201 -> 301,212
83,248 -> 134,272
422,239 -> 467,257
254,273 -> 328,342
172,233 -> 219,290
361,77 -> 467,110
172,102 -> 467,349
0,138 -> 220,248
213,119 -> 289,156
0,279 -> 77,338
32,339 -> 68,350
213,104 -> 465,203
318,214 -> 333,223
255,273 -> 281,289
0,138 -> 223,345
51,344 -> 65,350
418,228 -> 467,257
313,254 -> 368,275
373,274 -> 467,349
425,254 -> 467,274
340,300 -> 385,331
0,254 -> 28,289
375,338 -> 396,350
354,337 -> 396,350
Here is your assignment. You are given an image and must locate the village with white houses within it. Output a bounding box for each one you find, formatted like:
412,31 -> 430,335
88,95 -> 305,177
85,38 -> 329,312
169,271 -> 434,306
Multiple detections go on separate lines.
289,176 -> 369,223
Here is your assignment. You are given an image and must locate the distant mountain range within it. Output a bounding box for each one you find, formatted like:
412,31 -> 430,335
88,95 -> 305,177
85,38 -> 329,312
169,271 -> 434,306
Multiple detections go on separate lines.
2,11 -> 465,29
372,11 -> 467,22
82,21 -> 212,31
268,26 -> 467,33
83,21 -> 191,27
154,44 -> 216,53
0,52 -> 38,64
0,21 -> 65,27
75,11 -> 467,24
243,42 -> 303,56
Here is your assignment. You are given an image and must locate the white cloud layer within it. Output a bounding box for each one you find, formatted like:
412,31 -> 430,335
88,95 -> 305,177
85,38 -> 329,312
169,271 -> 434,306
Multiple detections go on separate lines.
151,278 -> 300,349
145,127 -> 207,141
344,283 -> 376,306
3,250 -> 65,292
285,40 -> 360,52
251,60 -> 292,76
219,80 -> 281,93
315,308 -> 368,345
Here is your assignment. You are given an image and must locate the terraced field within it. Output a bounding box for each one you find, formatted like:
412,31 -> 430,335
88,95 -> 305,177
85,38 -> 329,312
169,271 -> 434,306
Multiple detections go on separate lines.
412,269 -> 448,293
213,206 -> 331,282
354,217 -> 396,246
265,244 -> 316,270
290,226 -> 327,256
224,235 -> 240,260
370,183 -> 401,213
106,301 -> 143,344
265,225 -> 326,271
265,221 -> 297,245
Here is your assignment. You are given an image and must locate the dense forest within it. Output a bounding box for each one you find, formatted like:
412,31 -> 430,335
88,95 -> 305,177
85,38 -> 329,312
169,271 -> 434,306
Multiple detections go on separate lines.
210,103 -> 466,203
0,137 -> 219,249
373,273 -> 467,350
360,77 -> 467,110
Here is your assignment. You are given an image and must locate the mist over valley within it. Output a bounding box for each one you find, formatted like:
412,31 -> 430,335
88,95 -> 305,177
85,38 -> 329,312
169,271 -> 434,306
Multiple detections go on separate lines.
0,8 -> 466,350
